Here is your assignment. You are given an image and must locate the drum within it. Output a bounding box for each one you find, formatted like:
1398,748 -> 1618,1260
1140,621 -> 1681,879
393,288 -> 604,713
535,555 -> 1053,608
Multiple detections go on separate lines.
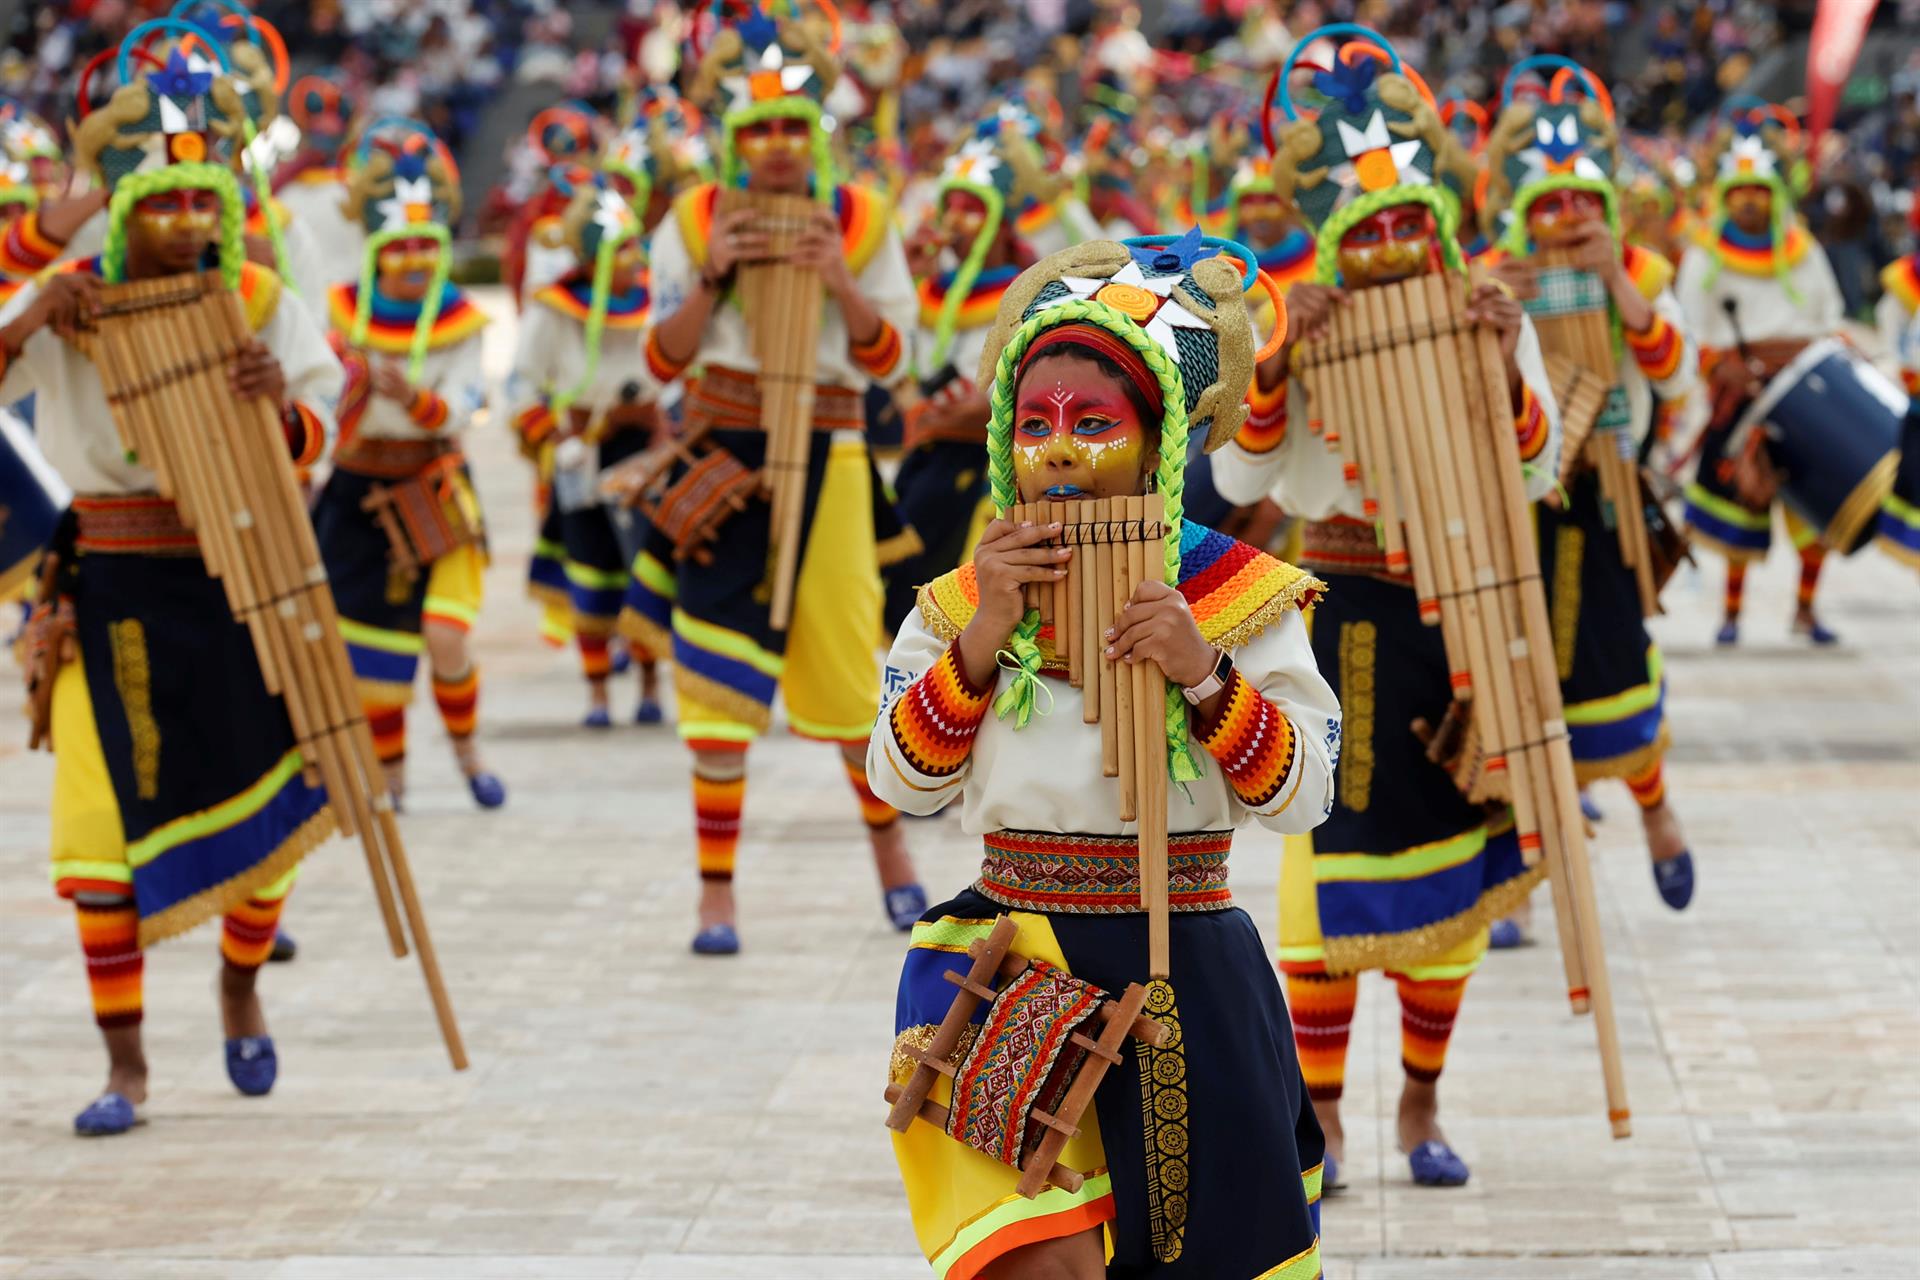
1732,338 -> 1906,554
0,407 -> 70,599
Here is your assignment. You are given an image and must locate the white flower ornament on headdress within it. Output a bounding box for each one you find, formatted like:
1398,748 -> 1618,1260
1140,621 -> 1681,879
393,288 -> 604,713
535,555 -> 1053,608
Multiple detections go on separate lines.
1719,133 -> 1778,182
722,39 -> 816,113
943,137 -> 1002,186
591,187 -> 639,239
1331,111 -> 1428,195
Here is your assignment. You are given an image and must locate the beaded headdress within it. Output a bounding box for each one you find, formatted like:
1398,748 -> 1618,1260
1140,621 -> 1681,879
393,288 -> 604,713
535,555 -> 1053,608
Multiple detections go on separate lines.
688,0 -> 842,195
1481,56 -> 1621,252
341,120 -> 463,378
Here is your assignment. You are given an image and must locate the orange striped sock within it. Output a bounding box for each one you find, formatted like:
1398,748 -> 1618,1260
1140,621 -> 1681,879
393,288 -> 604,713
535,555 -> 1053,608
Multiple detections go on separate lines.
1393,973 -> 1469,1084
578,633 -> 612,680
841,750 -> 897,831
76,903 -> 143,1028
432,666 -> 479,740
368,704 -> 407,764
1724,561 -> 1747,621
1625,758 -> 1666,810
220,892 -> 291,970
694,757 -> 748,882
1797,545 -> 1825,609
1287,972 -> 1358,1102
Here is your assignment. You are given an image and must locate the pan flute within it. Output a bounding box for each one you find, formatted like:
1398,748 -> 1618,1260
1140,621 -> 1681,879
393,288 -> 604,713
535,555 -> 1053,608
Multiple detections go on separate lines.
1296,271 -> 1630,1138
77,271 -> 466,1069
717,188 -> 822,631
1013,494 -> 1174,977
1525,247 -> 1660,617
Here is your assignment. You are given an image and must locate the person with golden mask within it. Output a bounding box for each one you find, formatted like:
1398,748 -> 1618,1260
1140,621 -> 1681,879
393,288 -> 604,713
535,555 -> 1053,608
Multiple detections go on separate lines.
875,229 -> 1337,1280
1211,27 -> 1562,1192
0,33 -> 343,1138
628,1 -> 925,956
1477,58 -> 1701,918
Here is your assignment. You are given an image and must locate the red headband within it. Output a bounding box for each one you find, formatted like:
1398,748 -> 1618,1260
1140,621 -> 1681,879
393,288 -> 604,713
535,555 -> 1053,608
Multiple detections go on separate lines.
1017,323 -> 1165,423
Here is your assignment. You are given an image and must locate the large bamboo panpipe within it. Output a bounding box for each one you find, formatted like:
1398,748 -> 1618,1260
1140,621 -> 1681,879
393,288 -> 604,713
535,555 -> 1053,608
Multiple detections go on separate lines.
1013,495 -> 1172,976
79,271 -> 467,1071
1294,271 -> 1630,1138
717,188 -> 823,631
1528,248 -> 1659,616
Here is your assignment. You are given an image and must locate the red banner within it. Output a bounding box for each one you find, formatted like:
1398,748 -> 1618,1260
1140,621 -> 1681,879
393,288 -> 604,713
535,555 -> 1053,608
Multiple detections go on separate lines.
1806,0 -> 1879,169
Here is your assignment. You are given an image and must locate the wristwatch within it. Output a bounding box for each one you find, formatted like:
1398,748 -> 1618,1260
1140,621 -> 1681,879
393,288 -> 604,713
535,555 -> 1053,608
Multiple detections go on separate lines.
1181,647 -> 1233,705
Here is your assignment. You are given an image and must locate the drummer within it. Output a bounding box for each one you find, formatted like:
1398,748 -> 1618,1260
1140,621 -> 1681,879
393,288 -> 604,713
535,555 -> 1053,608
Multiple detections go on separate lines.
1674,102 -> 1846,646
1873,202 -> 1920,571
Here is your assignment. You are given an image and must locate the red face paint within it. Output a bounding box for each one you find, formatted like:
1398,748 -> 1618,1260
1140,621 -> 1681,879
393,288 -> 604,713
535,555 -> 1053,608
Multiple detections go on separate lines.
1010,353 -> 1154,504
1525,188 -> 1607,246
1336,202 -> 1439,287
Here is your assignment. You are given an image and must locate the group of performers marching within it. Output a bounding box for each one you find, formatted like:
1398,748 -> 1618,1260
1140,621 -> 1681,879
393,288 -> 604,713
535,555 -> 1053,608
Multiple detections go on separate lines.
0,7 -> 1913,1279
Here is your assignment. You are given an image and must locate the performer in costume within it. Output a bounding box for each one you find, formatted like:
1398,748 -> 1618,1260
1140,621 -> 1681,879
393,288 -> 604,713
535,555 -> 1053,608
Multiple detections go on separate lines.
274,71 -> 368,322
882,113 -> 1060,630
508,103 -> 604,309
876,232 -> 1335,1278
1674,102 -> 1846,646
313,123 -> 505,810
1872,203 -> 1920,570
629,1 -> 924,954
0,100 -> 78,312
1074,106 -> 1157,239
508,166 -> 660,727
1,34 -> 343,1136
1211,28 -> 1561,1190
1479,58 -> 1699,912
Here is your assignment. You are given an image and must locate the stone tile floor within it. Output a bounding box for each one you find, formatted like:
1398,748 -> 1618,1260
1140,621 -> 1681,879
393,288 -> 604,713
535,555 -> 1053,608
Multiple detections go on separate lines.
1,298 -> 1916,1278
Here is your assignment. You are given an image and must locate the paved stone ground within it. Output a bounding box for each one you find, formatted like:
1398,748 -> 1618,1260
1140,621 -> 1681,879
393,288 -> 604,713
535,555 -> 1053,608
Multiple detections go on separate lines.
2,293 -> 1917,1278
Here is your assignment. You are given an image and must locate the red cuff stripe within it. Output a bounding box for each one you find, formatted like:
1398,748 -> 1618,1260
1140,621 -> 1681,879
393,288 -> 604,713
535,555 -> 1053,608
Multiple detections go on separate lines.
1514,385 -> 1548,463
1194,669 -> 1296,808
515,402 -> 557,447
646,331 -> 688,385
1625,315 -> 1681,382
283,403 -> 326,468
1238,376 -> 1289,455
1,212 -> 60,276
850,321 -> 903,379
408,387 -> 450,431
888,643 -> 990,778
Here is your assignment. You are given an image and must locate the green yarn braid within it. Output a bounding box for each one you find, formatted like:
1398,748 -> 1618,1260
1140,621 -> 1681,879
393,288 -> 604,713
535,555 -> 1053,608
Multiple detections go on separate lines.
984,296 -> 1206,785
1312,184 -> 1465,285
352,224 -> 454,384
550,220 -> 641,423
917,177 -> 1005,378
102,163 -> 246,287
719,99 -> 837,205
239,119 -> 293,289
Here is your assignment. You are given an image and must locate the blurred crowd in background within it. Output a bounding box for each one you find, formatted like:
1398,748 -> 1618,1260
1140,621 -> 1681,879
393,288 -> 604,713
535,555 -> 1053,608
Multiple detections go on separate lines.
3,0 -> 1916,315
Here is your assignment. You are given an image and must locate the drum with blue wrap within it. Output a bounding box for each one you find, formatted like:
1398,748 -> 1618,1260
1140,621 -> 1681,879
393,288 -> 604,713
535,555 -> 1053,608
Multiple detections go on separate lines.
1731,338 -> 1906,554
0,407 -> 69,600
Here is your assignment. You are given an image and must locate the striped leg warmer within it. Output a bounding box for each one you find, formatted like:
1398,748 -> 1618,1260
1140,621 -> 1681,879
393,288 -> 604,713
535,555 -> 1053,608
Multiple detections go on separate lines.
1287,972 -> 1359,1103
693,751 -> 748,882
433,666 -> 480,741
220,890 -> 292,971
1393,973 -> 1469,1085
1797,544 -> 1826,610
1625,757 -> 1667,811
840,745 -> 898,832
1724,561 -> 1747,622
76,903 -> 143,1029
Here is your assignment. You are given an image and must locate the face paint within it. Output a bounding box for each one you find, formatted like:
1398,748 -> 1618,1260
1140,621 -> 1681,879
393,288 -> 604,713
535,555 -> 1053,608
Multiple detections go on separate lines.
1235,192 -> 1293,246
1525,188 -> 1607,247
737,116 -> 812,194
1010,354 -> 1154,504
1724,182 -> 1772,235
938,190 -> 989,256
377,236 -> 441,299
128,188 -> 222,272
1336,203 -> 1439,287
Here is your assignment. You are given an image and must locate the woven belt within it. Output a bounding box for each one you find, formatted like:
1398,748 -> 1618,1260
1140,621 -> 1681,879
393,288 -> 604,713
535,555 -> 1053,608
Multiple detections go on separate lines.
333,435 -> 461,479
688,365 -> 864,433
73,494 -> 198,557
1301,516 -> 1412,586
976,829 -> 1234,914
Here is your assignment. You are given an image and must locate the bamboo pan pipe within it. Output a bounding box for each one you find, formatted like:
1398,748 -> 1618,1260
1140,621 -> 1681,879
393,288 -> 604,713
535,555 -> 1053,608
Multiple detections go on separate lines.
82,272 -> 466,1070
720,190 -> 822,631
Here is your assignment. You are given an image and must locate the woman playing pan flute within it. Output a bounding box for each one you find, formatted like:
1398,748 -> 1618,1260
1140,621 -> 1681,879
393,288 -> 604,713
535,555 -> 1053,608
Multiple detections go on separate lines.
627,1 -> 924,955
313,123 -> 505,811
0,37 -> 342,1137
874,231 -> 1338,1279
1478,58 -> 1701,915
1211,27 -> 1562,1190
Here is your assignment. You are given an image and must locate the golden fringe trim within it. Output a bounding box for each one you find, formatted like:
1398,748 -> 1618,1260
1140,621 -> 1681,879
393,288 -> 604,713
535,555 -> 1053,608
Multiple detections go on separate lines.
916,575 -> 966,644
1683,525 -> 1769,565
527,581 -> 571,609
674,664 -> 773,733
1320,861 -> 1547,977
136,806 -> 336,949
619,608 -> 673,661
1573,723 -> 1671,786
875,525 -> 926,570
890,1021 -> 981,1085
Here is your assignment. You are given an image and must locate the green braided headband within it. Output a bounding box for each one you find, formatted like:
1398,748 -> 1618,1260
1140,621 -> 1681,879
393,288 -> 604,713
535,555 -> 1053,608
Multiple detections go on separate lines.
917,174 -> 1005,378
352,223 -> 454,384
1312,183 -> 1465,285
1498,174 -> 1621,257
719,98 -> 836,203
984,295 -> 1204,786
549,218 -> 643,424
102,163 -> 247,287
240,118 -> 293,290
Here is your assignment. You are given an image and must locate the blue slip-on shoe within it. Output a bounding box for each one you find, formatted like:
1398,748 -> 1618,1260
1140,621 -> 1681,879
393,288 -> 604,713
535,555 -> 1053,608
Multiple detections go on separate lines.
582,706 -> 613,729
225,1035 -> 278,1097
1797,619 -> 1840,646
1488,918 -> 1526,950
1580,791 -> 1604,824
1714,620 -> 1739,647
691,923 -> 740,956
1653,850 -> 1695,910
884,884 -> 928,931
1408,1140 -> 1470,1187
1323,1152 -> 1345,1193
467,771 -> 507,809
73,1092 -> 139,1137
269,929 -> 298,963
634,698 -> 664,725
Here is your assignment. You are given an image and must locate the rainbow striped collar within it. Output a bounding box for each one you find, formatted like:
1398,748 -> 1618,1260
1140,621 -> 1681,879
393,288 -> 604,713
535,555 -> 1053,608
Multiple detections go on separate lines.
918,262 -> 1020,331
532,274 -> 650,329
329,282 -> 488,353
1714,221 -> 1810,277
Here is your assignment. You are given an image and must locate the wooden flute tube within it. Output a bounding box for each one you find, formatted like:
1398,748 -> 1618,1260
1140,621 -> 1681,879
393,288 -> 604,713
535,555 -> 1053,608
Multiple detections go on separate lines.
1079,505 -> 1100,716
1134,494 -> 1170,978
1066,505 -> 1084,689
1097,520 -> 1119,774
1362,286 -> 1449,647
1342,297 -> 1409,578
1112,503 -> 1137,821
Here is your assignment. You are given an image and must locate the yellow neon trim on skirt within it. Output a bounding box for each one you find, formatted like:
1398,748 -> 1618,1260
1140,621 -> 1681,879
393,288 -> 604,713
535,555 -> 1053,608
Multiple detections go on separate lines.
126,750 -> 306,869
1564,646 -> 1663,726
1313,826 -> 1487,884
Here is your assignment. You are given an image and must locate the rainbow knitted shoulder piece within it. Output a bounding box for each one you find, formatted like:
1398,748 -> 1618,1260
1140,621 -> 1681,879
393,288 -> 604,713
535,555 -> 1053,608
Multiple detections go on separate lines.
1014,198 -> 1060,238
64,255 -> 281,330
918,262 -> 1020,331
1881,254 -> 1920,316
1622,242 -> 1675,300
329,282 -> 488,353
673,180 -> 893,276
532,272 -> 650,330
916,520 -> 1324,655
1714,222 -> 1810,278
